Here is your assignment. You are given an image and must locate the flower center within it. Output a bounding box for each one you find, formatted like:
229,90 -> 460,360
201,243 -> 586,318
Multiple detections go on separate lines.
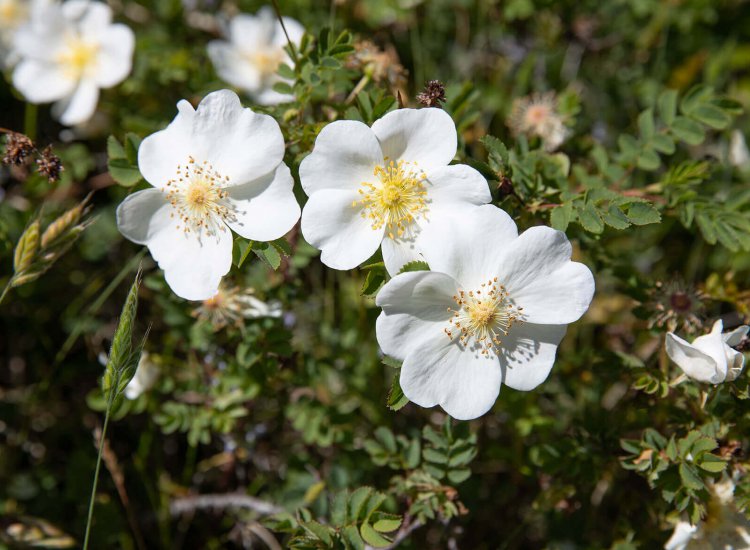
444,278 -> 523,356
526,105 -> 550,126
356,159 -> 428,240
57,36 -> 99,79
669,291 -> 692,312
164,157 -> 237,238
0,0 -> 26,26
249,48 -> 285,78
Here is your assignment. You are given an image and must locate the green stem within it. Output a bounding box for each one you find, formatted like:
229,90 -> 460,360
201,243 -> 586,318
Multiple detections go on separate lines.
0,279 -> 13,306
83,381 -> 116,550
24,103 -> 37,143
270,0 -> 299,65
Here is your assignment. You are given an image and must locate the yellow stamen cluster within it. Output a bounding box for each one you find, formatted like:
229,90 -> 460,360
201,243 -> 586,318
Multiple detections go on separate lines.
57,36 -> 99,79
355,159 -> 428,240
0,0 -> 26,26
164,156 -> 236,237
444,278 -> 523,356
249,48 -> 285,78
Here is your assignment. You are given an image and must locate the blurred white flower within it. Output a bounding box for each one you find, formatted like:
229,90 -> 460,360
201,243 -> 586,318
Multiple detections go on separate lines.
729,130 -> 750,170
665,477 -> 750,550
207,7 -> 303,106
375,205 -> 594,420
665,319 -> 749,384
0,0 -> 45,68
299,108 -> 492,274
116,90 -> 300,301
124,352 -> 159,400
192,284 -> 282,330
507,92 -> 569,151
11,0 -> 135,126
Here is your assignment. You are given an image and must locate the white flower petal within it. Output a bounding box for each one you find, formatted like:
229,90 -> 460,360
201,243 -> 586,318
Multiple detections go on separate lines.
76,1 -> 113,36
207,40 -> 262,92
493,225 -> 594,323
372,108 -> 457,172
116,188 -> 170,244
12,59 -> 75,103
93,24 -> 135,88
381,235 -> 423,276
138,90 -> 284,189
54,80 -> 99,126
254,85 -> 294,106
137,99 -> 196,188
148,221 -> 234,301
722,324 -> 749,347
427,164 -> 492,207
664,521 -> 697,550
375,271 -> 459,360
300,188 -> 383,270
299,120 -> 382,194
229,12 -> 272,51
691,323 -> 729,381
275,16 -> 305,46
225,163 -> 300,241
665,332 -> 720,384
400,335 -> 501,420
499,323 -> 567,391
725,348 -> 745,382
511,260 -> 595,324
418,204 -> 518,288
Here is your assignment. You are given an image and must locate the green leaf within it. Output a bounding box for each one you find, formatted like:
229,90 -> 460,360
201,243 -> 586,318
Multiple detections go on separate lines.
301,521 -> 332,545
124,133 -> 141,163
387,374 -> 409,411
362,267 -> 386,297
108,158 -> 143,187
423,448 -> 448,465
637,148 -> 660,171
331,491 -> 349,526
679,84 -> 713,116
698,454 -> 727,473
626,202 -> 661,225
577,202 -> 604,233
360,522 -> 391,548
658,89 -> 678,126
447,468 -> 472,484
253,242 -> 282,270
602,205 -> 631,230
342,525 -> 365,550
550,203 -> 572,232
382,356 -> 403,369
679,463 -> 704,491
691,104 -> 731,129
374,427 -> 397,453
372,517 -> 402,533
398,260 -> 430,273
652,134 -> 676,155
671,117 -> 705,146
107,135 -> 126,160
638,109 -> 655,141
349,487 -> 373,521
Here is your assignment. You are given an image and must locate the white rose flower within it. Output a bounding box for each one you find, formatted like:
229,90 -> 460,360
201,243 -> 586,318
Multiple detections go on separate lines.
0,0 -> 48,68
207,7 -> 303,106
11,0 -> 135,126
665,320 -> 748,384
375,205 -> 595,420
299,108 -> 492,274
124,351 -> 159,400
664,477 -> 750,550
116,89 -> 301,301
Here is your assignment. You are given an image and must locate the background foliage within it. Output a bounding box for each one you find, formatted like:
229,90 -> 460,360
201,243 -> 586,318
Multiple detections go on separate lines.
1,0 -> 750,548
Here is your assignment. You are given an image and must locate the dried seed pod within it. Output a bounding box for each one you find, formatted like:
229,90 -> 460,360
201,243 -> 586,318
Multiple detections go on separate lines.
36,146 -> 64,183
13,219 -> 40,273
2,132 -> 35,166
416,80 -> 447,108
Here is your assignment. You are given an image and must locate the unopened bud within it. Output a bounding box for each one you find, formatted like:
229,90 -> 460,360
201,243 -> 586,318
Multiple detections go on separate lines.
36,146 -> 64,183
416,80 -> 446,108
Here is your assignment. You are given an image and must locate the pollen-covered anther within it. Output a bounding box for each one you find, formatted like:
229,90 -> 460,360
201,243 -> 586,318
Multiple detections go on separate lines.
163,156 -> 238,237
355,159 -> 428,239
445,278 -> 522,356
